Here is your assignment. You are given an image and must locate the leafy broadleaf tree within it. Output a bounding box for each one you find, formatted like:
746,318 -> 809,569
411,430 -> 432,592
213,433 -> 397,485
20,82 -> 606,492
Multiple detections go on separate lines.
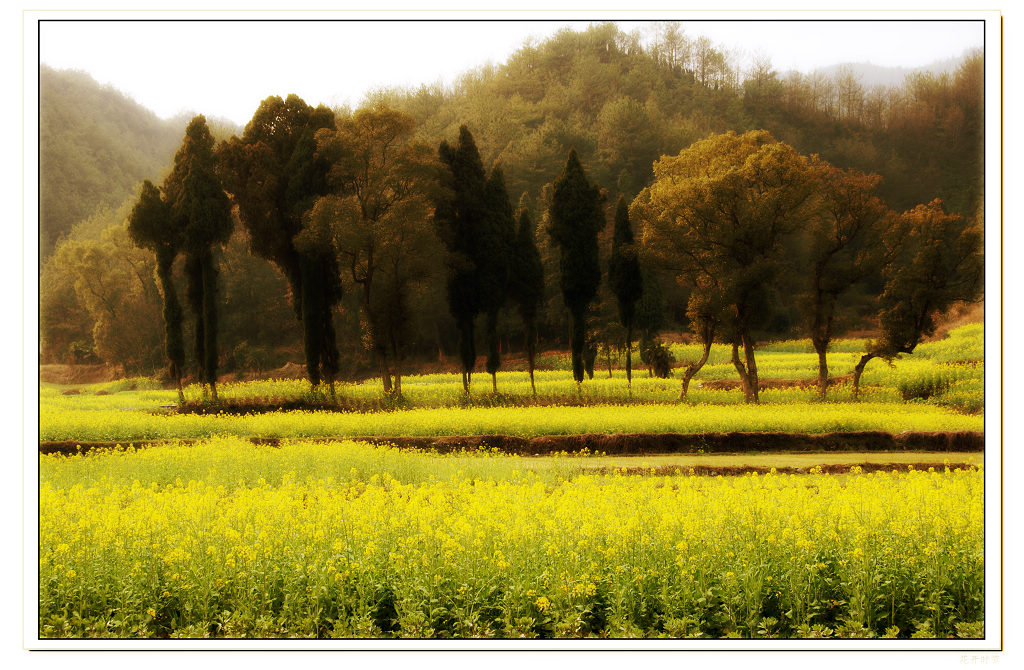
607,195 -> 643,391
632,130 -> 817,403
508,196 -> 545,396
166,116 -> 234,400
851,200 -> 983,396
800,159 -> 894,398
434,125 -> 488,393
678,283 -> 724,402
480,164 -> 516,393
548,148 -> 606,388
311,104 -> 440,396
127,180 -> 186,401
217,95 -> 340,389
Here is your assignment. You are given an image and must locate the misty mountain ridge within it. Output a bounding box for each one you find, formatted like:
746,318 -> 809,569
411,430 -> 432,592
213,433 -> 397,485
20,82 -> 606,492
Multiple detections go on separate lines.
795,53 -> 972,89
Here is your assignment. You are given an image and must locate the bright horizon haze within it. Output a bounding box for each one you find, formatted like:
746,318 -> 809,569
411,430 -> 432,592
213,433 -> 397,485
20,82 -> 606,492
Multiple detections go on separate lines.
38,19 -> 984,127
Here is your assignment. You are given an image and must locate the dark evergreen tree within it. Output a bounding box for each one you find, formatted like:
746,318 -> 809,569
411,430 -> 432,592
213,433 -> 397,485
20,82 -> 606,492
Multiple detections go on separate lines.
127,179 -> 186,401
217,95 -> 340,389
508,198 -> 545,396
548,148 -> 606,387
607,195 -> 643,391
167,116 -> 234,400
480,164 -> 516,393
434,125 -> 488,393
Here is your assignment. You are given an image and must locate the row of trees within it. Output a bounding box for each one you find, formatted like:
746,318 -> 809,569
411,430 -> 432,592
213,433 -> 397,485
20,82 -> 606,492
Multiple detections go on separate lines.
126,105 -> 980,406
127,117 -> 232,400
634,130 -> 982,403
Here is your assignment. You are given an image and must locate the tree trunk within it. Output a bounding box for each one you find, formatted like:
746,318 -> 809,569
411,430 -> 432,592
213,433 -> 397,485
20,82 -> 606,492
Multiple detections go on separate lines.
462,372 -> 469,394
625,326 -> 633,393
380,356 -> 393,394
680,333 -> 713,402
525,318 -> 537,397
435,322 -> 445,362
201,249 -> 219,397
741,330 -> 759,404
175,370 -> 184,404
731,336 -> 758,404
852,352 -> 877,400
491,373 -> 497,394
569,308 -> 586,384
814,340 -> 829,399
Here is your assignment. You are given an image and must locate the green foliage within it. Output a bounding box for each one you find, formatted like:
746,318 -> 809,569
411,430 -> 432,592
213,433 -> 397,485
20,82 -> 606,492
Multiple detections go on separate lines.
608,196 -> 643,331
312,104 -> 440,393
435,125 -> 489,381
166,116 -> 234,392
549,149 -> 606,384
480,165 -> 516,380
218,95 -> 339,387
876,201 -> 983,356
634,130 -> 819,402
42,222 -> 164,372
508,204 -> 545,386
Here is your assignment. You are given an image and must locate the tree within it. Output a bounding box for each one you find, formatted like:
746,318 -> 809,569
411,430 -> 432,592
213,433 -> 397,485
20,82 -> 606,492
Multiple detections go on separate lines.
548,148 -> 606,387
632,130 -> 817,403
507,197 -> 545,396
166,116 -> 234,400
434,125 -> 488,393
851,200 -> 982,396
800,159 -> 893,398
480,164 -> 516,393
217,95 -> 340,390
311,104 -> 440,396
676,284 -> 722,401
45,222 -> 164,373
127,179 -> 186,401
607,195 -> 643,391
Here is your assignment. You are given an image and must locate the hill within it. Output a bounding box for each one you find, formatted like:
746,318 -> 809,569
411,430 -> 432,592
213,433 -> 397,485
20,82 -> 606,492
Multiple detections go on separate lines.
39,66 -> 186,257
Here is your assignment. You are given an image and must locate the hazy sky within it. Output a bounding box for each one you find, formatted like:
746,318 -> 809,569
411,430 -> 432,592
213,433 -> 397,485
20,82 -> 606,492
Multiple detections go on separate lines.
38,18 -> 984,127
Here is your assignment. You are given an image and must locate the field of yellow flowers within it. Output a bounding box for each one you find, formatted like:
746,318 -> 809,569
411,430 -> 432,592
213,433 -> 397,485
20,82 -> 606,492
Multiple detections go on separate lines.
37,326 -> 986,639
39,438 -> 983,639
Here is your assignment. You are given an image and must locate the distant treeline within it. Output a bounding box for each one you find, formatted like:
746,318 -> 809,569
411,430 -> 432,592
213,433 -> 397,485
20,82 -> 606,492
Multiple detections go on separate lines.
39,23 -> 984,398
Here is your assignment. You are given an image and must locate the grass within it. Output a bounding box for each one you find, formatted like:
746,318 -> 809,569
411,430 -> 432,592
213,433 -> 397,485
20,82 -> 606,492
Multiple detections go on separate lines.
39,401 -> 983,443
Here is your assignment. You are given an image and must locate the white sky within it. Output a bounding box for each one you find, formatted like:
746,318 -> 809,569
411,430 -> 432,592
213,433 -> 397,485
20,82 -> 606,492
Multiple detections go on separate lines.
37,18 -> 984,127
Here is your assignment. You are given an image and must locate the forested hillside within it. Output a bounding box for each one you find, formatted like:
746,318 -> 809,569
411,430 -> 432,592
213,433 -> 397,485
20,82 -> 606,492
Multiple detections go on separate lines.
371,23 -> 982,220
40,66 -> 193,257
39,23 -> 984,379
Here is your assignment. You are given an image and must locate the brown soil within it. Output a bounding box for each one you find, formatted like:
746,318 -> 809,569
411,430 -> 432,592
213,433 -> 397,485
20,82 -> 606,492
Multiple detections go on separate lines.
585,462 -> 978,477
39,430 -> 984,457
699,375 -> 852,391
40,364 -> 124,385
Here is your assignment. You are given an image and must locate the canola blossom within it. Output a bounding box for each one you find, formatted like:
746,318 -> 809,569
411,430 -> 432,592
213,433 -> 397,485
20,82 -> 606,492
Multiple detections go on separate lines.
39,401 -> 983,443
39,439 -> 983,639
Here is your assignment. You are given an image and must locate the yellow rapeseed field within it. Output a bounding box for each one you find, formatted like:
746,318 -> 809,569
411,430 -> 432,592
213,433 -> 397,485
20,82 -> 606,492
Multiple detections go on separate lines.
39,438 -> 984,639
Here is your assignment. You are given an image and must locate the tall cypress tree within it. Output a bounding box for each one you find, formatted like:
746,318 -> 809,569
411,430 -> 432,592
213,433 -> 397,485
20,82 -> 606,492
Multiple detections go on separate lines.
480,164 -> 516,393
508,197 -> 544,396
167,116 -> 233,400
434,125 -> 488,393
217,95 -> 340,390
608,195 -> 643,391
548,148 -> 605,387
127,179 -> 185,401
